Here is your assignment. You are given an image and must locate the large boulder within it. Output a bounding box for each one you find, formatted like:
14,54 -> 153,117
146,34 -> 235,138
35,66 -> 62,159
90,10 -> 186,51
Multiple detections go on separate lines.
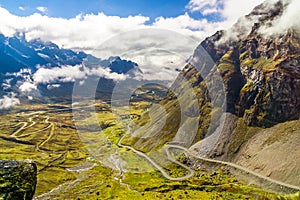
0,160 -> 37,200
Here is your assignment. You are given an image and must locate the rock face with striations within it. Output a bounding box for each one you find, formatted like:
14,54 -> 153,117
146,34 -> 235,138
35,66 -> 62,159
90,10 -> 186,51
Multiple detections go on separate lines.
190,0 -> 300,128
0,160 -> 37,200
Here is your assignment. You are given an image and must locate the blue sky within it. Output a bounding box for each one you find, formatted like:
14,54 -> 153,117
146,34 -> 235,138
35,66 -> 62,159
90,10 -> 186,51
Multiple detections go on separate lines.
0,0 -> 222,23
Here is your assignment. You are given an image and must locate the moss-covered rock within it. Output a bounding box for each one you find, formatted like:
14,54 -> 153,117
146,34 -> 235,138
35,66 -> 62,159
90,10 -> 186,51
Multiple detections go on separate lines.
0,160 -> 37,200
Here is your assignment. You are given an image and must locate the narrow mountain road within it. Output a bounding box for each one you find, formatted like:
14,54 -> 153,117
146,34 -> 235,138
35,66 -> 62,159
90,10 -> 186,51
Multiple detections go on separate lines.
117,135 -> 194,181
17,123 -> 52,139
11,122 -> 28,137
26,117 -> 37,130
39,121 -> 55,147
166,144 -> 300,193
4,112 -> 55,150
118,117 -> 300,193
12,115 -> 53,139
11,115 -> 38,137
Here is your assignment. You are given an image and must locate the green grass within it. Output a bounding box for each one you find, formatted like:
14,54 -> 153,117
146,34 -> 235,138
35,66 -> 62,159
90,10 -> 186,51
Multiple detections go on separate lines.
0,102 -> 296,199
240,55 -> 285,72
228,118 -> 262,155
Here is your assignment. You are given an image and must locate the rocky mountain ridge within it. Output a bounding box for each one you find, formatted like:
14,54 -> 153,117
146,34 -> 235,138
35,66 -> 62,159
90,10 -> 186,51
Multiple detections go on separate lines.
123,0 -> 300,186
0,33 -> 142,104
181,0 -> 300,186
0,33 -> 87,74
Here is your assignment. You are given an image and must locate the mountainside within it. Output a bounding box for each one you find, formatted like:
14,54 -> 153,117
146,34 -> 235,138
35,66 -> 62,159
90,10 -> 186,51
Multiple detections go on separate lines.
197,2 -> 300,127
235,119 -> 300,186
123,0 -> 300,186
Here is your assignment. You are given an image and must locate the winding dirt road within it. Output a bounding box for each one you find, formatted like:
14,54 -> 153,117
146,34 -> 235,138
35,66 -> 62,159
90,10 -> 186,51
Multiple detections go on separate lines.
117,135 -> 194,181
166,144 -> 300,193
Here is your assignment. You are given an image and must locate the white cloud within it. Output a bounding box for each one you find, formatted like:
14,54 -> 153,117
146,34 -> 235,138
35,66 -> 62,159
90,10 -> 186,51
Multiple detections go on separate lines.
0,7 -> 150,50
10,68 -> 32,77
221,0 -> 265,27
0,93 -> 20,109
154,0 -> 270,43
186,0 -> 265,29
153,12 -> 221,39
36,6 -> 47,13
47,84 -> 61,90
88,67 -> 127,81
202,8 -> 219,15
215,0 -> 300,44
18,6 -> 25,11
0,6 -> 214,53
33,65 -> 86,84
19,82 -> 37,92
92,28 -> 201,81
186,0 -> 220,13
8,64 -> 128,97
185,0 -> 300,45
2,78 -> 13,90
259,0 -> 300,35
32,64 -> 126,85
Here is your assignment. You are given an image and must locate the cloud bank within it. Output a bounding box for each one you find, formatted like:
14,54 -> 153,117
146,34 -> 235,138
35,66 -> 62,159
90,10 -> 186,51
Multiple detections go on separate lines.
0,93 -> 20,109
33,65 -> 127,84
259,0 -> 300,35
16,64 -> 128,93
1,0 -> 296,54
0,0 -> 261,52
0,7 -> 150,50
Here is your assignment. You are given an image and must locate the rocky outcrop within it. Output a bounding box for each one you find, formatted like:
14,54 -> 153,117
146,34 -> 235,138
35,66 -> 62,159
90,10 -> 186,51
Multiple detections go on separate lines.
237,31 -> 300,127
0,160 -> 37,200
186,0 -> 300,128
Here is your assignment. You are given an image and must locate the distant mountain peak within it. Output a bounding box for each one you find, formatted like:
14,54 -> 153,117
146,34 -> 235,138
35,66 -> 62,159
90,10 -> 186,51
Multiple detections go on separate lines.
0,33 -> 88,73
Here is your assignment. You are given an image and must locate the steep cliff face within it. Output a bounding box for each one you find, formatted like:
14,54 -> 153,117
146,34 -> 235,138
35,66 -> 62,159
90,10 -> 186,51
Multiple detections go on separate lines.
187,0 -> 300,127
125,0 -> 299,167
237,31 -> 300,126
185,31 -> 300,128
